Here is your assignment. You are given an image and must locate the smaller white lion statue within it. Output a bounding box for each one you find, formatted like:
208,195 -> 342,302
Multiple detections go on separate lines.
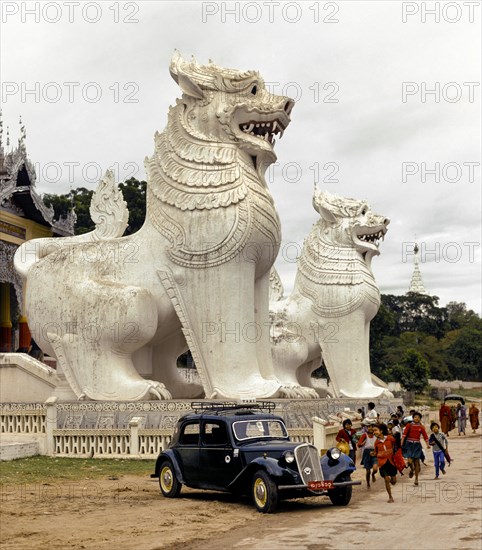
270,189 -> 393,399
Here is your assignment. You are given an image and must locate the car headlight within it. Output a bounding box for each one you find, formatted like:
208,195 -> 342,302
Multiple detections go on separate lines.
282,450 -> 295,464
327,447 -> 341,461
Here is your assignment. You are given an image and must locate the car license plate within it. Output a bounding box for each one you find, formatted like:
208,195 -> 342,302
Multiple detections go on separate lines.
308,480 -> 334,490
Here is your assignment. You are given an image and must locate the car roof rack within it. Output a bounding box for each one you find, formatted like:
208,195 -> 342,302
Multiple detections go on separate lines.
191,401 -> 277,414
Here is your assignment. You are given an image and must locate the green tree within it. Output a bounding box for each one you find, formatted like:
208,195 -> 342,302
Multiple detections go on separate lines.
369,302 -> 397,376
418,334 -> 452,380
400,293 -> 448,339
118,178 -> 146,235
44,187 -> 94,234
380,294 -> 404,337
388,349 -> 429,393
446,301 -> 480,330
445,326 -> 482,381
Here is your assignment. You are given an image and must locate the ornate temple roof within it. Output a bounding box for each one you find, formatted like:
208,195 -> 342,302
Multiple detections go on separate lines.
0,113 -> 75,237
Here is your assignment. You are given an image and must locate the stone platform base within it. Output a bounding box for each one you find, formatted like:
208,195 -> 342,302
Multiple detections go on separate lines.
0,436 -> 40,461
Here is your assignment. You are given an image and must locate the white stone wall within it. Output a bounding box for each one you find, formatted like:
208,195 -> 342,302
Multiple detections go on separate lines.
0,440 -> 39,461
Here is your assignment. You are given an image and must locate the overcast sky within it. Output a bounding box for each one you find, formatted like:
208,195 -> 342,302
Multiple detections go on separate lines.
2,1 -> 481,313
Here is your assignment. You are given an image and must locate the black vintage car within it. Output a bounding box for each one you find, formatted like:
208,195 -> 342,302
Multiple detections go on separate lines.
151,401 -> 360,513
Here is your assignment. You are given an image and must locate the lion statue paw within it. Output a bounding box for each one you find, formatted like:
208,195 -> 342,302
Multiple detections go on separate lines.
147,381 -> 172,400
279,385 -> 319,399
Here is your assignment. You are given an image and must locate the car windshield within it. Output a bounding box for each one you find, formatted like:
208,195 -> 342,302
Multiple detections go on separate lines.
232,419 -> 289,441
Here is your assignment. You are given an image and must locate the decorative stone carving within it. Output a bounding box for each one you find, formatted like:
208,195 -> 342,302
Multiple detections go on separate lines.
269,189 -> 393,399
89,170 -> 128,239
14,53 -> 318,401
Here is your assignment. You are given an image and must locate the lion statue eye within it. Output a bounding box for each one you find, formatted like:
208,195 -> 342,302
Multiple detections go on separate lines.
361,207 -> 367,215
250,85 -> 257,95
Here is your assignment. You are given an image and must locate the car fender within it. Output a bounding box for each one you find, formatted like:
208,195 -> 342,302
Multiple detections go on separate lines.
320,452 -> 356,481
228,456 -> 295,492
250,456 -> 287,477
153,450 -> 185,484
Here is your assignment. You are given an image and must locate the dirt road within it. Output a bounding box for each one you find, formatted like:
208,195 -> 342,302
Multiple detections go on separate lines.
1,433 -> 481,550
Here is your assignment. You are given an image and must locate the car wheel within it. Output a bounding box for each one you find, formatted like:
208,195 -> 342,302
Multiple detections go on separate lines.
252,470 -> 278,513
159,461 -> 181,498
328,474 -> 352,506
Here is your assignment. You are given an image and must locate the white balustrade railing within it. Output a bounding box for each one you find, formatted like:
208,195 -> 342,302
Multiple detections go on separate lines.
0,407 -> 46,434
1,399 -> 400,459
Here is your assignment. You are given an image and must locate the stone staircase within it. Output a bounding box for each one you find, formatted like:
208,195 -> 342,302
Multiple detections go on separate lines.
0,353 -> 58,403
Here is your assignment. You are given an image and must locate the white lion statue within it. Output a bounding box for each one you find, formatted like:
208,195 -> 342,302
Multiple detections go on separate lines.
270,189 -> 393,398
15,53 -> 318,401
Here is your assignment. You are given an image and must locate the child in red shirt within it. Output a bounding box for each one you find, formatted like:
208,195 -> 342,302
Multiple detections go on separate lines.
401,411 -> 430,486
372,423 -> 397,503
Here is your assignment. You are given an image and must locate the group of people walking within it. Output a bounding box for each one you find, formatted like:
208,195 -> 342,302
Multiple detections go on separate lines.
439,401 -> 479,436
335,400 -> 480,504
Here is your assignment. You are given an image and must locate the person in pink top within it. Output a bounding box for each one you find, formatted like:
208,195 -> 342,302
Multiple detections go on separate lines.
400,411 -> 430,486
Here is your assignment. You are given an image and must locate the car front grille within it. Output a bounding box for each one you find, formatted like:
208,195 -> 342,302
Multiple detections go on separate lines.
294,444 -> 324,485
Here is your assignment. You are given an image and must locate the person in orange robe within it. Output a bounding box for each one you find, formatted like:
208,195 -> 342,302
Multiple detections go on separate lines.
469,403 -> 480,433
439,402 -> 452,435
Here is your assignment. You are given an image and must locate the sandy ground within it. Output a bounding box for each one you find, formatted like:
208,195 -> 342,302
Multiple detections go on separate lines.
1,432 -> 481,550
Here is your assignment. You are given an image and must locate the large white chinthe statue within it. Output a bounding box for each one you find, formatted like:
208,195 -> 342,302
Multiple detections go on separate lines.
270,189 -> 393,399
14,53 -> 319,401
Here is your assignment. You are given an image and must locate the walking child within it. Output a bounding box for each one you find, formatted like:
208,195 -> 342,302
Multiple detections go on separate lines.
372,423 -> 397,503
428,422 -> 449,480
401,411 -> 430,486
357,425 -> 378,488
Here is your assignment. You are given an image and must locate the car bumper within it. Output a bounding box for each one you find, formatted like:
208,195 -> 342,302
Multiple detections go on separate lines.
277,480 -> 361,491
